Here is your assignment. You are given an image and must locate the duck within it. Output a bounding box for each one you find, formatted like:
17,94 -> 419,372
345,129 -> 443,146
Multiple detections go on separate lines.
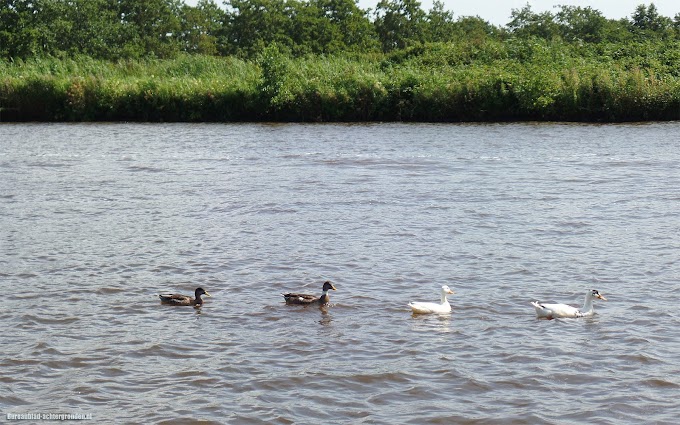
408,285 -> 455,314
531,289 -> 606,319
158,287 -> 211,306
283,281 -> 336,305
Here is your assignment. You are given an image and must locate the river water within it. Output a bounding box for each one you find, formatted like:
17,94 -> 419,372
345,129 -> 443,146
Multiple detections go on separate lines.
1,122 -> 679,424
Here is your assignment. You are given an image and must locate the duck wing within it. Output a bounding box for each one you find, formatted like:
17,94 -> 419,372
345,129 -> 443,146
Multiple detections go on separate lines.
283,293 -> 319,305
159,293 -> 194,306
409,301 -> 450,314
533,302 -> 580,318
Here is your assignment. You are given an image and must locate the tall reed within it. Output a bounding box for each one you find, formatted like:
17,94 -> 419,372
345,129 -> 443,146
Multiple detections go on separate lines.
2,45 -> 680,122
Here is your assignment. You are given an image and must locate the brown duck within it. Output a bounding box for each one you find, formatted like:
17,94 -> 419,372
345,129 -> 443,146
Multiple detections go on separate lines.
159,287 -> 211,306
283,281 -> 336,305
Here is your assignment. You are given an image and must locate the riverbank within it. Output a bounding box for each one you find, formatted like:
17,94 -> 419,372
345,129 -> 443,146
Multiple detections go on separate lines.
3,45 -> 680,122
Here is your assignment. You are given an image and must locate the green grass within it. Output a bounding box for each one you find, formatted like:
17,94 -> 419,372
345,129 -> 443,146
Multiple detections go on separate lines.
1,55 -> 261,121
2,43 -> 680,122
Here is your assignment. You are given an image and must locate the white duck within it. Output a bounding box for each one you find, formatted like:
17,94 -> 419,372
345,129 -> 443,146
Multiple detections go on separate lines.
531,289 -> 606,319
408,285 -> 455,314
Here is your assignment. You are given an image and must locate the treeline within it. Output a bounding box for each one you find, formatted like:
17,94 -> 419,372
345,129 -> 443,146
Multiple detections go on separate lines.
2,0 -> 680,59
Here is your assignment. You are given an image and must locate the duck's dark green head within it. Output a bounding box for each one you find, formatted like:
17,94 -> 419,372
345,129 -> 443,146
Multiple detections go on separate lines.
195,287 -> 211,298
322,281 -> 336,291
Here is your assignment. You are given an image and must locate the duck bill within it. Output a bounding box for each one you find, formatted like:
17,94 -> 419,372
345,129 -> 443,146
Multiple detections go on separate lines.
598,294 -> 606,301
447,289 -> 454,294
204,292 -> 212,297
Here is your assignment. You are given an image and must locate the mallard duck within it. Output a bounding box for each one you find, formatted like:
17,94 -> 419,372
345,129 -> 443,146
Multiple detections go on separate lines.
531,289 -> 606,319
408,285 -> 455,314
283,281 -> 336,305
159,287 -> 211,306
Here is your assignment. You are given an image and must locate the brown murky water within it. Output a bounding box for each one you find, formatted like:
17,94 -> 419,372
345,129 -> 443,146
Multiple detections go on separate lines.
1,122 -> 679,424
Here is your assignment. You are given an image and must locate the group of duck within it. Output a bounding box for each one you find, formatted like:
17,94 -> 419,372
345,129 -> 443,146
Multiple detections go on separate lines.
159,281 -> 607,319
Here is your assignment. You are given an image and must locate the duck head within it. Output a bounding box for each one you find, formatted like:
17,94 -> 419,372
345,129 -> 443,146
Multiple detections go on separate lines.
590,289 -> 606,301
195,287 -> 211,298
322,281 -> 336,292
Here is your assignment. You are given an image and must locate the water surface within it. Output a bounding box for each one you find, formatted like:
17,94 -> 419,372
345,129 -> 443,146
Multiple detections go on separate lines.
1,122 -> 679,424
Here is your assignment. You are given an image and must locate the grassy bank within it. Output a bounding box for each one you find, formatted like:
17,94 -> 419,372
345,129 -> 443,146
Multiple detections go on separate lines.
0,55 -> 261,121
2,43 -> 680,122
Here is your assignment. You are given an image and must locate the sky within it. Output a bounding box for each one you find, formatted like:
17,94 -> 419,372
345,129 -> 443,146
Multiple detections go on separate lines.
185,1 -> 679,27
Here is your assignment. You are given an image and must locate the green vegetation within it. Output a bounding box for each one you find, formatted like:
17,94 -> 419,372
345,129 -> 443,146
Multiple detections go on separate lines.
1,55 -> 261,121
2,1 -> 680,122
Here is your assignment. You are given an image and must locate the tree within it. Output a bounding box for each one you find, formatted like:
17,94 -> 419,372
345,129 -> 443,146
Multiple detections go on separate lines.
287,0 -> 341,55
453,16 -> 499,42
224,0 -> 294,57
374,0 -> 426,51
423,1 -> 455,42
631,3 -> 671,32
0,0 -> 40,58
119,0 -> 182,58
507,3 -> 558,39
314,0 -> 377,52
0,0 -> 189,59
179,0 -> 225,55
224,0 -> 376,57
554,5 -> 607,43
0,0 -> 79,58
60,0 -> 135,59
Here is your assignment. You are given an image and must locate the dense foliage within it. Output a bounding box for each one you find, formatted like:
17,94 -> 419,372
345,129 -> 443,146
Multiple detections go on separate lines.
2,1 -> 680,121
3,0 -> 680,59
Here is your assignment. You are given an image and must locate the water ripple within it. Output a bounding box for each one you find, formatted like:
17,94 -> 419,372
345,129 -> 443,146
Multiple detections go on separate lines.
1,122 -> 680,424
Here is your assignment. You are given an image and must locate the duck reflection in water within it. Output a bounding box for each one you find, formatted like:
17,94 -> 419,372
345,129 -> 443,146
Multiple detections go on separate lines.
410,312 -> 452,333
319,306 -> 332,326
